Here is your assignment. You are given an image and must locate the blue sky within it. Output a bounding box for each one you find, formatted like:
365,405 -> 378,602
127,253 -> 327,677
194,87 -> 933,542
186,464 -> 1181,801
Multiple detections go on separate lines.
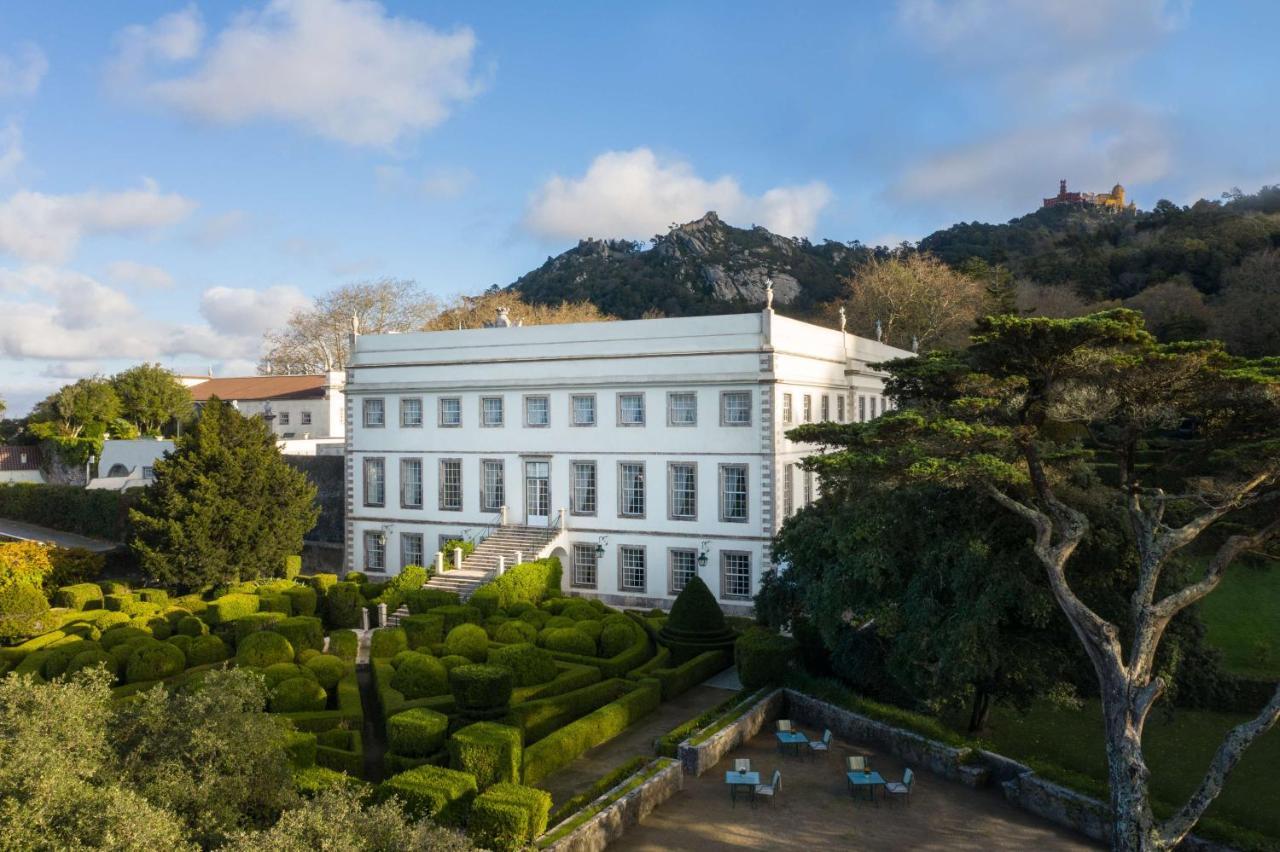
1,0 -> 1277,414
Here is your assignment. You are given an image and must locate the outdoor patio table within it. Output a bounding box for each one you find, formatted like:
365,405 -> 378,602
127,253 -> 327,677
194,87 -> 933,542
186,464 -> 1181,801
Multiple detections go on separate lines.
847,770 -> 886,804
725,770 -> 760,806
775,730 -> 808,757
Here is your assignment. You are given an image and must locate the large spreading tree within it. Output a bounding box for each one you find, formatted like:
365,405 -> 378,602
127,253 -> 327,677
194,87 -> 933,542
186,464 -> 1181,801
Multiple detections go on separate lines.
791,309 -> 1280,850
130,399 -> 318,591
112,363 -> 192,436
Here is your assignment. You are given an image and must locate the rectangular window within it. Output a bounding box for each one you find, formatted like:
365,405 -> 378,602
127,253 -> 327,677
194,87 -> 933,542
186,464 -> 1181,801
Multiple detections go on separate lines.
363,398 -> 385,428
783,463 -> 794,517
572,543 -> 598,588
571,394 -> 596,426
802,395 -> 812,423
620,545 -> 647,592
524,395 -> 550,427
439,459 -> 462,511
837,395 -> 846,422
278,411 -> 290,425
870,396 -> 878,419
571,461 -> 597,515
667,391 -> 697,426
439,396 -> 462,427
619,462 -> 645,518
142,466 -> 155,479
668,462 -> 697,520
721,551 -> 752,599
669,548 -> 698,595
720,464 -> 748,522
720,391 -> 752,426
363,457 -> 385,507
481,396 -> 504,427
858,395 -> 866,422
301,411 -> 312,426
481,459 -> 505,512
618,393 -> 645,426
400,458 -> 423,509
804,470 -> 814,505
364,530 -> 386,572
782,393 -> 793,424
401,533 -> 424,570
821,395 -> 830,422
400,397 -> 423,427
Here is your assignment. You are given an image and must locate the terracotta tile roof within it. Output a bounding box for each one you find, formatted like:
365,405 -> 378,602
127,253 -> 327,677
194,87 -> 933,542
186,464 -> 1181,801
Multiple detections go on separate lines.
0,445 -> 41,471
189,375 -> 328,402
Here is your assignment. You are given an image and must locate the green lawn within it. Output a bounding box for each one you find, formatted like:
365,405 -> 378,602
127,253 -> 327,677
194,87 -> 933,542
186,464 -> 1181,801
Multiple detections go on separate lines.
1198,560 -> 1280,680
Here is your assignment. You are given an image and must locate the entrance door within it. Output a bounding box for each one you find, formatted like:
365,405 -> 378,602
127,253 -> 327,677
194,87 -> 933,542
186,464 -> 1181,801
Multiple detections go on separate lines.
524,460 -> 550,526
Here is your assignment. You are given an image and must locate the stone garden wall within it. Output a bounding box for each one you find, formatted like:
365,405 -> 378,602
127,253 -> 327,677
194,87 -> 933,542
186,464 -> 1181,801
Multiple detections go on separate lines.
541,758 -> 683,852
677,688 -> 783,776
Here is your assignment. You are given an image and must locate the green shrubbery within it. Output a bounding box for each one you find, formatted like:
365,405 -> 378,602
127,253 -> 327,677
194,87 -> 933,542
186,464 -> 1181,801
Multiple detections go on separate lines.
273,616 -> 323,656
176,615 -> 207,637
388,707 -> 449,757
651,649 -> 731,700
66,647 -> 113,678
378,764 -> 477,826
390,652 -> 449,699
448,721 -> 522,789
271,676 -> 328,712
488,642 -> 557,688
305,654 -> 346,689
328,629 -> 357,660
0,482 -> 137,540
53,583 -> 103,610
236,631 -> 294,667
470,783 -> 552,851
404,588 -> 460,613
325,582 -> 363,629
522,680 -> 660,785
307,572 -> 337,594
510,678 -> 630,744
444,623 -> 489,662
186,634 -> 229,665
493,619 -> 537,645
735,628 -> 797,689
657,576 -> 736,664
125,641 -> 186,683
470,558 -> 562,611
232,611 -> 286,645
282,584 -> 317,617
541,627 -> 595,657
370,626 -> 408,659
0,582 -> 52,642
434,604 -> 481,632
450,664 -> 513,722
206,593 -> 260,625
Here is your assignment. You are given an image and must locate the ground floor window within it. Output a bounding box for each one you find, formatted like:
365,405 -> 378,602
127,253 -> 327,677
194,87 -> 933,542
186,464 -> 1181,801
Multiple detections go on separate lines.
364,530 -> 386,572
401,532 -> 424,569
620,545 -> 647,592
669,548 -> 697,594
721,551 -> 752,599
572,543 -> 598,588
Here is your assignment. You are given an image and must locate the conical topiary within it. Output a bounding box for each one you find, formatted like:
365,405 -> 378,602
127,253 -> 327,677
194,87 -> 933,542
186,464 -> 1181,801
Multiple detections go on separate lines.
657,576 -> 737,664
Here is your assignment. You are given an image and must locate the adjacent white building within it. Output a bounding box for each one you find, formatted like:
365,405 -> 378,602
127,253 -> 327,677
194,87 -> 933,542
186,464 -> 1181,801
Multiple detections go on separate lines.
87,438 -> 176,490
189,373 -> 346,454
343,306 -> 910,614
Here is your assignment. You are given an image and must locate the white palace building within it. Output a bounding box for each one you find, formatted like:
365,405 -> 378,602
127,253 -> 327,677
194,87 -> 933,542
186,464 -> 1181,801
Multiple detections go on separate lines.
343,301 -> 910,615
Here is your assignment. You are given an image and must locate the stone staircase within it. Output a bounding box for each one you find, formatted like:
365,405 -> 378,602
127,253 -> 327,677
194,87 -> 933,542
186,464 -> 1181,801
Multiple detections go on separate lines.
419,524 -> 561,601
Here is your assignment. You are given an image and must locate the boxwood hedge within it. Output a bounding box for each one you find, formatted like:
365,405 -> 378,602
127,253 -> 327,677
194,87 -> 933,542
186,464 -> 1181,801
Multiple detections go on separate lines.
387,707 -> 449,758
443,623 -> 488,663
488,642 -> 557,688
271,676 -> 327,713
450,664 -> 513,721
273,616 -> 324,656
236,630 -> 294,667
448,721 -> 522,789
53,583 -> 103,611
378,764 -> 477,826
125,641 -> 185,683
370,626 -> 408,659
390,652 -> 449,700
469,783 -> 552,851
327,629 -> 358,660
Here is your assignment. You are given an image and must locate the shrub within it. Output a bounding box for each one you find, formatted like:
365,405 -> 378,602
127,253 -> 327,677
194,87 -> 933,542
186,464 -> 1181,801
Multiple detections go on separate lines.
273,616 -> 324,656
176,615 -> 208,637
403,587 -> 460,613
41,640 -> 96,679
264,662 -> 316,691
542,627 -> 596,657
100,625 -> 150,650
735,629 -> 797,689
307,572 -> 338,594
469,586 -> 500,617
390,652 -> 449,699
305,654 -> 347,689
434,604 -> 482,632
488,643 -> 557,687
378,765 -> 477,826
345,570 -> 367,583
0,540 -> 54,590
652,650 -> 731,700
119,601 -> 160,618
522,681 -> 660,785
0,581 -> 52,642
469,557 -> 562,610
444,623 -> 489,663
450,664 -> 513,721
517,608 -> 550,629
576,619 -> 604,643
283,729 -> 316,769
66,647 -> 113,677
186,634 -> 229,665
657,576 -> 736,664
47,547 -> 105,588
390,650 -> 415,668
282,554 -> 302,580
258,592 -> 292,615
0,483 -> 136,540
97,579 -> 129,595
544,615 -> 574,631
135,588 -> 169,605
493,619 -> 537,645
236,630 -> 294,667
387,707 -> 449,757
561,601 -> 598,622
440,538 -> 475,560
136,614 -> 172,640
172,594 -> 208,616
297,648 -> 320,664
233,611 -> 287,645
167,634 -> 193,657
282,584 -> 317,617
539,597 -> 568,615
439,654 -> 471,672
448,722 -> 522,789
370,626 -> 408,659
328,629 -> 358,660
402,613 -> 446,649
470,783 -> 552,851
271,676 -> 328,712
125,641 -> 186,683
162,606 -> 191,627
103,592 -> 134,611
510,678 -> 631,743
53,583 -> 103,611
206,593 -> 260,625
600,621 -> 637,658
325,582 -> 362,629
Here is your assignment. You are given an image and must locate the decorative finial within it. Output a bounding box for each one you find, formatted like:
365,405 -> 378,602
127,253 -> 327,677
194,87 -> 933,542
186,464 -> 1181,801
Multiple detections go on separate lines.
764,278 -> 774,310
838,305 -> 847,332
350,313 -> 360,337
911,335 -> 919,353
874,318 -> 883,342
495,306 -> 512,328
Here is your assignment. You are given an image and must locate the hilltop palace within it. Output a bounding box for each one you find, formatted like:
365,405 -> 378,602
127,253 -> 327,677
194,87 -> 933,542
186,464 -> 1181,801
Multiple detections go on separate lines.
343,298 -> 910,615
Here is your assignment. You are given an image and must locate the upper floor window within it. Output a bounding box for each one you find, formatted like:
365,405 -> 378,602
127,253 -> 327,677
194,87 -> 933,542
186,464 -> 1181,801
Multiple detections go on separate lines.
720,464 -> 748,522
837,395 -> 846,422
618,393 -> 645,427
721,391 -> 751,426
401,397 -> 423,427
821,395 -> 830,422
481,459 -> 505,512
571,394 -> 596,427
782,393 -> 793,424
667,392 -> 697,426
481,396 -> 504,427
400,458 -> 423,508
363,398 -> 385,428
802,395 -> 812,423
439,459 -> 462,511
440,396 -> 462,427
619,462 -> 646,517
668,462 -> 697,520
571,461 -> 597,515
301,411 -> 312,426
363,457 -> 385,507
278,411 -> 290,426
524,395 -> 550,427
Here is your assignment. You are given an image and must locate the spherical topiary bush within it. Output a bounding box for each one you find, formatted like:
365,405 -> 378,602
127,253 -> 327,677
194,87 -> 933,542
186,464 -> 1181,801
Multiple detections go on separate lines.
599,621 -> 636,658
493,619 -> 537,645
41,640 -> 96,679
66,647 -> 113,678
264,662 -> 317,691
304,653 -> 346,689
100,626 -> 150,651
0,582 -> 52,643
444,623 -> 489,663
177,616 -> 208,637
163,607 -> 192,627
439,654 -> 471,672
561,601 -> 598,622
541,627 -> 596,657
139,615 -> 172,640
391,650 -> 417,669
488,642 -> 557,687
517,608 -> 550,629
186,634 -> 230,666
657,576 -> 737,664
166,634 -> 193,657
391,652 -> 449,699
575,619 -> 604,644
449,664 -> 513,721
236,630 -> 294,668
126,641 -> 186,683
370,626 -> 408,659
327,629 -> 358,661
270,676 -> 328,712
506,601 -> 535,617
734,628 -> 798,690
543,615 -> 574,631
387,708 -> 449,757
401,613 -> 445,649
297,648 -> 321,665
272,616 -> 324,657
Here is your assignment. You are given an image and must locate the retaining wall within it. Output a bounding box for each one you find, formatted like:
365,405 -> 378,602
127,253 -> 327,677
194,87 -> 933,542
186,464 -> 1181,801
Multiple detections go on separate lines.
539,758 -> 682,852
677,688 -> 783,776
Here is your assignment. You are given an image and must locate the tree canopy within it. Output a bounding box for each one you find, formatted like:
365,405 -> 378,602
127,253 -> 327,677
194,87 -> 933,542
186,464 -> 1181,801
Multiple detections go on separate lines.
111,363 -> 192,436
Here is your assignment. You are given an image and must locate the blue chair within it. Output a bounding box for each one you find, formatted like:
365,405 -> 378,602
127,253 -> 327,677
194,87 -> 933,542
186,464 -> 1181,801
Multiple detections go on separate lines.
885,768 -> 914,805
755,769 -> 781,804
808,729 -> 832,758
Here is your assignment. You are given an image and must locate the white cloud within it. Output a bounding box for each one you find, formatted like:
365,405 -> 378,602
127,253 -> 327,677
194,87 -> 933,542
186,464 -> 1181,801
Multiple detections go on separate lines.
523,148 -> 833,240
199,284 -> 310,337
104,259 -> 175,290
0,43 -> 48,97
0,120 -> 22,179
0,179 -> 196,263
190,209 -> 250,248
115,0 -> 484,147
110,5 -> 205,84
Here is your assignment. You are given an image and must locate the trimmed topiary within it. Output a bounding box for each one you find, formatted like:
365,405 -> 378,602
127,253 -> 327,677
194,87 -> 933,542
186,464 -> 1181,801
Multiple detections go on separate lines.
236,630 -> 294,667
258,592 -> 292,615
390,652 -> 449,699
103,592 -> 135,611
387,707 -> 449,757
434,604 -> 482,632
488,642 -> 557,687
345,571 -> 367,583
284,729 -> 316,768
66,647 -> 113,678
444,623 -> 489,663
135,588 -> 169,605
468,586 -> 500,617
282,554 -> 302,580
403,587 -> 460,614
233,611 -> 287,645
162,606 -> 192,627
734,628 -> 798,689
543,615 -> 574,631
448,721 -> 522,789
97,580 -> 129,595
439,654 -> 470,672
325,582 -> 362,629
304,653 -> 346,689
100,625 -> 150,650
166,634 -> 193,657
176,615 -> 208,637
41,640 -> 96,679
205,593 -> 260,625
264,662 -> 317,691
493,619 -> 537,645
449,664 -> 513,721
576,619 -> 604,643
328,629 -> 358,660
391,650 -> 416,669
272,616 -> 324,657
561,601 -> 598,622
307,572 -> 338,594
186,634 -> 229,666
370,626 -> 408,659
378,764 -> 477,826
297,648 -> 320,664
470,783 -> 552,851
282,584 -> 317,617
125,641 -> 186,683
657,576 -> 736,664
0,582 -> 52,642
270,676 -> 328,712
517,608 -> 550,629
600,621 -> 636,658
541,627 -> 596,657
53,583 -> 103,611
402,613 -> 446,649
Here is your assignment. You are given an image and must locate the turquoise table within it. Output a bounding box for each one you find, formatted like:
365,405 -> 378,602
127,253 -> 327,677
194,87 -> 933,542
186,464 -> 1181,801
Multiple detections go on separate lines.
725,770 -> 760,806
775,730 -> 808,757
847,770 -> 885,804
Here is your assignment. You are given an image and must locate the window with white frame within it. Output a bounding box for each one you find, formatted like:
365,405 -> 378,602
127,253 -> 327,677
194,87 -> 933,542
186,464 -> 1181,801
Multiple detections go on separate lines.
401,533 -> 424,569
363,398 -> 385,428
439,396 -> 462,427
481,459 -> 504,512
619,462 -> 645,517
669,548 -> 697,594
363,457 -> 385,507
782,392 -> 793,424
667,392 -> 697,426
804,469 -> 814,505
301,410 -> 312,426
279,411 -> 290,425
364,530 -> 385,572
572,543 -> 598,588
142,466 -> 155,479
783,463 -> 794,516
571,394 -> 596,426
618,393 -> 645,426
400,458 -> 423,508
668,462 -> 697,520
620,546 -> 646,592
837,395 -> 846,422
720,464 -> 748,522
524,395 -> 550,427
870,396 -> 878,418
439,459 -> 462,511
721,391 -> 751,426
401,397 -> 423,427
802,394 -> 812,422
821,395 -> 830,421
858,395 -> 866,422
481,396 -> 504,427
721,551 -> 752,599
571,461 -> 596,515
